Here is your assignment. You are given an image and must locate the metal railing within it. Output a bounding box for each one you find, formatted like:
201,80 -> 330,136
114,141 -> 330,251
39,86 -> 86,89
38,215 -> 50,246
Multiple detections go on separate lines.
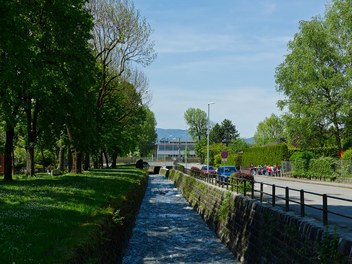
177,166 -> 352,226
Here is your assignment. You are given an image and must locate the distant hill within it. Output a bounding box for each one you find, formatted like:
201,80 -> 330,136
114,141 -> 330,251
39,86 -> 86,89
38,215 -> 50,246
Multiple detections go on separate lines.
156,128 -> 254,143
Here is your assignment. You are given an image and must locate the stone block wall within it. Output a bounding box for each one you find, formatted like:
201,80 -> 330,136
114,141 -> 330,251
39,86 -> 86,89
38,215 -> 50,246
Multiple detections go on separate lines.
164,169 -> 352,264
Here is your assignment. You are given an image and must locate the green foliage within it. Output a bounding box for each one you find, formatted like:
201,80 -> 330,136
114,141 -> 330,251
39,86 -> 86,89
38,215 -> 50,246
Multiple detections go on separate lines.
184,108 -> 207,141
289,151 -> 314,161
291,159 -> 309,177
216,192 -> 231,222
210,119 -> 240,144
242,144 -> 289,166
342,149 -> 352,160
0,167 -> 146,263
275,0 -> 352,151
308,157 -> 336,180
229,138 -> 249,153
319,227 -> 339,264
254,114 -> 285,146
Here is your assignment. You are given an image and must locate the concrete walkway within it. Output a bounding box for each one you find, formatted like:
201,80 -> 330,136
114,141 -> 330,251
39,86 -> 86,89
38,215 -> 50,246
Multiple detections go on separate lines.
122,174 -> 237,264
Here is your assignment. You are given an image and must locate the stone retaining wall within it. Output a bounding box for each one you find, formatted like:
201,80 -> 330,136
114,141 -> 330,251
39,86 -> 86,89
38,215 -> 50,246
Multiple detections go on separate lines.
162,169 -> 352,264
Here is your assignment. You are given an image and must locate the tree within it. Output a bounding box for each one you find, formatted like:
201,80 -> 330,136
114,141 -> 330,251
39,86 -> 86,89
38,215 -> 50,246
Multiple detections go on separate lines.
229,138 -> 249,153
209,123 -> 223,143
0,1 -> 41,180
210,119 -> 239,145
87,0 -> 156,169
275,0 -> 352,151
184,108 -> 207,141
137,108 -> 157,157
221,119 -> 240,144
254,114 -> 285,146
87,0 -> 156,109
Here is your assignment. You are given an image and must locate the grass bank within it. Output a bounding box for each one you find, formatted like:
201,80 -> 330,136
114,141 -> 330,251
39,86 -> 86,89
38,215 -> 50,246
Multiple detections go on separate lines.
0,166 -> 147,263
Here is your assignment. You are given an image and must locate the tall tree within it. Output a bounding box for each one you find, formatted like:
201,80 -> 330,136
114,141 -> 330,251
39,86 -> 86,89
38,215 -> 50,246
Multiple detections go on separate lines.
87,0 -> 156,109
184,108 -> 207,141
209,123 -> 223,144
221,119 -> 240,144
137,108 -> 157,157
254,114 -> 285,146
20,0 -> 96,175
275,6 -> 349,151
0,1 -> 35,180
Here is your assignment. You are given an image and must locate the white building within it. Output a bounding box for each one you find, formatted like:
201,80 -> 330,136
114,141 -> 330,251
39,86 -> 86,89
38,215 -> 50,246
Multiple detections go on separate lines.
155,138 -> 196,160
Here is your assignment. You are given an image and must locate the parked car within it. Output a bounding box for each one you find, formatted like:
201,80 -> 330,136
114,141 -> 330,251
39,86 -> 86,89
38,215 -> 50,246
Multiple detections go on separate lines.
200,166 -> 217,177
217,166 -> 237,182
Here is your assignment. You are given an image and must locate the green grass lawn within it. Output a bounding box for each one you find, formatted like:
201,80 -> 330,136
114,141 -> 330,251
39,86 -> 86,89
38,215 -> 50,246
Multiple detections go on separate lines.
0,167 -> 146,263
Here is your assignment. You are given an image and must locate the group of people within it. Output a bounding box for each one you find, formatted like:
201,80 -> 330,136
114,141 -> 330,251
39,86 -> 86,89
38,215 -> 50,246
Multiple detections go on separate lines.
250,164 -> 280,176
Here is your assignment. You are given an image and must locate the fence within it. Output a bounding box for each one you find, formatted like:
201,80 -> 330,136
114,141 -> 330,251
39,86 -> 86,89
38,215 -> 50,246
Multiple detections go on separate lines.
177,166 -> 352,226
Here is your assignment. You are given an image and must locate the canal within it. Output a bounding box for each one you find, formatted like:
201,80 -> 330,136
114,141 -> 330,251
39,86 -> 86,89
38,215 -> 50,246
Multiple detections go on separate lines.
123,174 -> 238,263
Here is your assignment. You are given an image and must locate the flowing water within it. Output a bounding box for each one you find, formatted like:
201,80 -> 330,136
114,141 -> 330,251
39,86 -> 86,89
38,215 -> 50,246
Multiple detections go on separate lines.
122,174 -> 238,264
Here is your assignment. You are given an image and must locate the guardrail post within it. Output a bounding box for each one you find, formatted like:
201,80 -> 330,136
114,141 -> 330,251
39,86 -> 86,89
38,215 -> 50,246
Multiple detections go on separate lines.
236,178 -> 239,194
272,184 -> 276,207
285,187 -> 289,212
244,180 -> 247,196
323,194 -> 328,225
300,189 -> 305,217
260,182 -> 263,203
251,181 -> 254,199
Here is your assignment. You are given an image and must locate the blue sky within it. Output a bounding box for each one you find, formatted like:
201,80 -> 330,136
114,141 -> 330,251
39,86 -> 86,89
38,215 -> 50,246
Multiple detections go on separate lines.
133,0 -> 328,138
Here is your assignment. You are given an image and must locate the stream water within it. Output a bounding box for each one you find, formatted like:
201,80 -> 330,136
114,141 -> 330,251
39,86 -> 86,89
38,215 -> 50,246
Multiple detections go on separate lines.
122,174 -> 238,263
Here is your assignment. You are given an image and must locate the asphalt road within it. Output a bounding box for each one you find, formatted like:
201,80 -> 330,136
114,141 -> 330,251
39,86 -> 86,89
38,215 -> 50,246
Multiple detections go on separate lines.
252,175 -> 352,240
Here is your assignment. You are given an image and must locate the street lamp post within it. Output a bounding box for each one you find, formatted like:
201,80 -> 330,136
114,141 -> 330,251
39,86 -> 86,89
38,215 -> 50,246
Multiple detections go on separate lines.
207,102 -> 214,182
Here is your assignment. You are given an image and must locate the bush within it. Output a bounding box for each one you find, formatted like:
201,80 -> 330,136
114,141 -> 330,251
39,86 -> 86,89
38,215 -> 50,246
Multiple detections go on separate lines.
242,144 -> 289,166
308,157 -> 336,180
342,149 -> 352,160
289,151 -> 314,161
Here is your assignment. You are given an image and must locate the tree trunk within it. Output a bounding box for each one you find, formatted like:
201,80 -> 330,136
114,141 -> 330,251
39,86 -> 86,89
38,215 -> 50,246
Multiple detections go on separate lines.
111,151 -> 117,169
67,148 -> 73,172
57,146 -> 65,171
4,127 -> 14,181
103,150 -> 109,168
83,153 -> 90,171
74,151 -> 82,173
99,151 -> 104,168
25,145 -> 35,176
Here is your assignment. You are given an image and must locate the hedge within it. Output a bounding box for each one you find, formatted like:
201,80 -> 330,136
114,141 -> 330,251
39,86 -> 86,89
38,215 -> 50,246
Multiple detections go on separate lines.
242,144 -> 289,166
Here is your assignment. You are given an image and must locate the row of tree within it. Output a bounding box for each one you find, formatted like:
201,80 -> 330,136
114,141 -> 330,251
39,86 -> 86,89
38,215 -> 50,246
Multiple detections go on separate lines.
183,0 -> 352,166
184,107 -> 248,163
257,0 -> 352,151
0,0 -> 157,181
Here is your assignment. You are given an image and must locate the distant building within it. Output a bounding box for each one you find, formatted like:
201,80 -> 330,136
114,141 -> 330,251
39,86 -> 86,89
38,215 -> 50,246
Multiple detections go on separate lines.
155,138 -> 196,160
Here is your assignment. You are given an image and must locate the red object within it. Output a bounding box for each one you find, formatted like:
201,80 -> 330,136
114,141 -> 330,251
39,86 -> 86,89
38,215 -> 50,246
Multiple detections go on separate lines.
221,151 -> 228,159
339,150 -> 344,158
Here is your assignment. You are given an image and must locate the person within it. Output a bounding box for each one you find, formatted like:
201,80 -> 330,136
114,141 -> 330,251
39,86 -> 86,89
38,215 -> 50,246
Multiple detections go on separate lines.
267,165 -> 272,176
136,159 -> 144,169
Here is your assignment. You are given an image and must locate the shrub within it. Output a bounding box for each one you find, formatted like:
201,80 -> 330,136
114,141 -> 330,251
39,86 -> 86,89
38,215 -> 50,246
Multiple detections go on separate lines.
342,149 -> 352,160
308,157 -> 336,180
289,151 -> 314,161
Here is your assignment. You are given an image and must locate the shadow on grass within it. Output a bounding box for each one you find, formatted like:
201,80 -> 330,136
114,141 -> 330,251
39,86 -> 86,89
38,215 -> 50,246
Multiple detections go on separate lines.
0,168 -> 147,263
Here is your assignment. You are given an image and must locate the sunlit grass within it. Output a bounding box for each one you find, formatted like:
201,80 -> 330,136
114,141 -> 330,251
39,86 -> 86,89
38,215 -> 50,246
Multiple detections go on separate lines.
0,166 -> 146,263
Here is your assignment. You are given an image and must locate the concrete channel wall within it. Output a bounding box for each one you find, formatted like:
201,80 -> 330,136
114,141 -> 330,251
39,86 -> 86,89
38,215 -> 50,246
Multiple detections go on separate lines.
160,168 -> 352,263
